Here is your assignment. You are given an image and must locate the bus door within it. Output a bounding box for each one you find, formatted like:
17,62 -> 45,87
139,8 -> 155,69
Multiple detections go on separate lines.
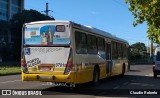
106,43 -> 112,74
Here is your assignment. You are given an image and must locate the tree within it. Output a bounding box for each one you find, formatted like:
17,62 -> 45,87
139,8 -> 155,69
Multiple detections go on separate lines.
129,42 -> 148,60
0,20 -> 10,61
0,20 -> 9,32
125,0 -> 160,43
10,9 -> 55,61
0,20 -> 9,45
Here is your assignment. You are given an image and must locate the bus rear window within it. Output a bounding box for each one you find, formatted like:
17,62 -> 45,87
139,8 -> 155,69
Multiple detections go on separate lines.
24,24 -> 70,45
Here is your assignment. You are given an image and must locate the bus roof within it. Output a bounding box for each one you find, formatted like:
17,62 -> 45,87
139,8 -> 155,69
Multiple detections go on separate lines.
83,25 -> 128,44
24,20 -> 128,44
24,20 -> 70,25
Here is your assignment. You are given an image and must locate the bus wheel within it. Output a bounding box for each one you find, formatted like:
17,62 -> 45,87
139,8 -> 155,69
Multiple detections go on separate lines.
92,68 -> 99,86
120,65 -> 125,77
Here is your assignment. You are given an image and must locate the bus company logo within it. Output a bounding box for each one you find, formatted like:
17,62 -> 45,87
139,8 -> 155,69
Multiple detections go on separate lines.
1,90 -> 43,96
2,90 -> 11,95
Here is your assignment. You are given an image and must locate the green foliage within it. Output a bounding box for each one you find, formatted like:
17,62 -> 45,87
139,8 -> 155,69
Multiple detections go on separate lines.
0,20 -> 9,33
0,20 -> 9,60
0,67 -> 21,75
10,9 -> 55,28
0,20 -> 9,44
125,0 -> 160,43
129,42 -> 148,60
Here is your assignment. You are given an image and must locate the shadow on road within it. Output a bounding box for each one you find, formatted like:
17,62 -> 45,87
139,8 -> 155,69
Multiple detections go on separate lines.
129,69 -> 141,72
42,74 -> 160,96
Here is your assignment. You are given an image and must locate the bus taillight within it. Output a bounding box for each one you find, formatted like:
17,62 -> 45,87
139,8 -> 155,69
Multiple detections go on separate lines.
21,58 -> 28,73
21,58 -> 26,67
22,62 -> 26,67
67,63 -> 72,67
64,58 -> 72,74
67,59 -> 72,67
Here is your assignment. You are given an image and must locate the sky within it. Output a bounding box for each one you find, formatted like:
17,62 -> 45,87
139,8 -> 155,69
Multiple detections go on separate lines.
25,0 -> 149,46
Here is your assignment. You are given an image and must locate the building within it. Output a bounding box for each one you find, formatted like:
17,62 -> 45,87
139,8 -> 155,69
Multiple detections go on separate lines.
0,0 -> 24,43
0,0 -> 24,21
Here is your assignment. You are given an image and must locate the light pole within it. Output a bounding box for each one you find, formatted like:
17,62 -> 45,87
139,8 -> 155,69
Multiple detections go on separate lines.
42,2 -> 53,16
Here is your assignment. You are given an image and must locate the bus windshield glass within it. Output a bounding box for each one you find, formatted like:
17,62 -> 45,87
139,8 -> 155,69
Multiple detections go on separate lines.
24,24 -> 70,45
156,51 -> 160,61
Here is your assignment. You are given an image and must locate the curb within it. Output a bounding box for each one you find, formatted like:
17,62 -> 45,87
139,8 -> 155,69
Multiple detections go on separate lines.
0,72 -> 21,76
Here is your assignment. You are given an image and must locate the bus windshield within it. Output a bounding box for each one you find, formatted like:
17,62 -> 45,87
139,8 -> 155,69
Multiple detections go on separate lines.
156,51 -> 160,61
24,24 -> 70,45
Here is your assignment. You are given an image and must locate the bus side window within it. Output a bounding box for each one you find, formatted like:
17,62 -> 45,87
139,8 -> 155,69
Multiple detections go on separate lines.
124,45 -> 128,59
106,43 -> 111,60
112,41 -> 118,59
75,31 -> 87,54
117,43 -> 122,59
87,34 -> 97,54
97,37 -> 106,59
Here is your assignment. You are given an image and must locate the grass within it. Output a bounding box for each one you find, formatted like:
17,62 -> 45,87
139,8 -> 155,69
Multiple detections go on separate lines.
0,67 -> 21,75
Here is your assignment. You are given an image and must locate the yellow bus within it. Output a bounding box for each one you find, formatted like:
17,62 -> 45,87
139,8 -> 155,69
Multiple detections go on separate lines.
21,20 -> 129,85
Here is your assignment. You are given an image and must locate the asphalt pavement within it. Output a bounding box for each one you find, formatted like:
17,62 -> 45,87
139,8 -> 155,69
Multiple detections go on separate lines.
0,65 -> 159,98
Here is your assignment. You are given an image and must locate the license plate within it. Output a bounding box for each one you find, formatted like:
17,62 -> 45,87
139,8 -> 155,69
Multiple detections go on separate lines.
41,67 -> 51,71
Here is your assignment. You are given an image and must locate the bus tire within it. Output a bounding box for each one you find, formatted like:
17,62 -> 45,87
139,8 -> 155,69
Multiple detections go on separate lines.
120,64 -> 125,77
92,67 -> 99,86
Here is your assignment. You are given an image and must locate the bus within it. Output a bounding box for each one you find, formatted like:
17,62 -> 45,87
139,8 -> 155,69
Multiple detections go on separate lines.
153,47 -> 160,78
21,20 -> 129,85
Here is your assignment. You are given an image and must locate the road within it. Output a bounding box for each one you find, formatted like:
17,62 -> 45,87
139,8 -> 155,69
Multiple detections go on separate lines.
0,65 -> 160,98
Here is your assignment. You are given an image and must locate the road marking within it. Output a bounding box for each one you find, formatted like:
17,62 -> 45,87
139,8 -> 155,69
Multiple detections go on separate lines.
42,83 -> 51,86
41,82 -> 53,86
0,80 -> 21,84
145,73 -> 153,76
42,83 -> 47,85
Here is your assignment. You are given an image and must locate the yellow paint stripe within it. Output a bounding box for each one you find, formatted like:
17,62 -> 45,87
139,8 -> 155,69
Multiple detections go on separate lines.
0,80 -> 21,84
